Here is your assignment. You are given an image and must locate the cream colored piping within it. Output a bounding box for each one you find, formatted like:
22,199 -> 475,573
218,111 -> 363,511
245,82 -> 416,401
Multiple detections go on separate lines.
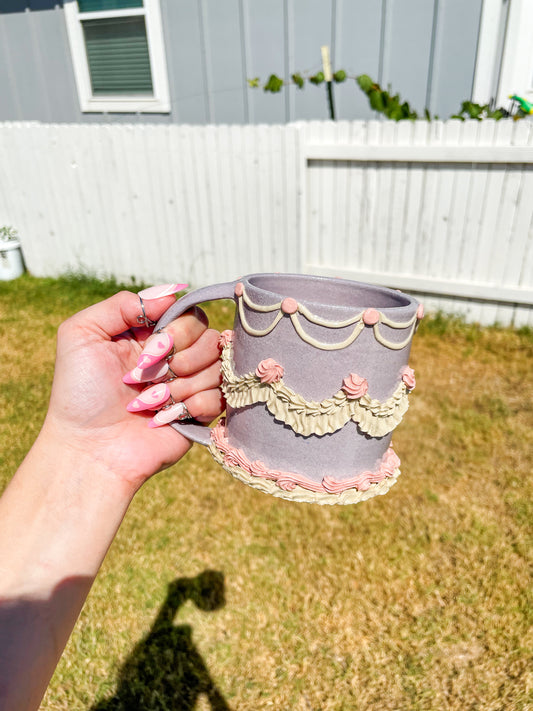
209,444 -> 401,505
241,288 -> 281,312
289,313 -> 366,351
208,420 -> 401,505
221,343 -> 411,437
237,287 -> 418,351
297,302 -> 366,328
237,296 -> 284,336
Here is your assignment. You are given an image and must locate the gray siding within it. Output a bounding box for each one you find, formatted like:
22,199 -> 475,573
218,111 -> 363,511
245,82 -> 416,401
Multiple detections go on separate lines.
0,0 -> 484,123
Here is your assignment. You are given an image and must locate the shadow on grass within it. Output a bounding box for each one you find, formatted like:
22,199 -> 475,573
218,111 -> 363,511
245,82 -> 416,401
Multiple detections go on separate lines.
91,571 -> 231,711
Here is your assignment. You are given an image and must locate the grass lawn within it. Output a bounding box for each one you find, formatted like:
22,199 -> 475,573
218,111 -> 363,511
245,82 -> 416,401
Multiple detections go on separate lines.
1,274 -> 532,711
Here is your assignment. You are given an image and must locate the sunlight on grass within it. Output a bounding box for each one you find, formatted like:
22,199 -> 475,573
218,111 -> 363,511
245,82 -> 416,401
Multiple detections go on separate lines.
1,275 -> 532,710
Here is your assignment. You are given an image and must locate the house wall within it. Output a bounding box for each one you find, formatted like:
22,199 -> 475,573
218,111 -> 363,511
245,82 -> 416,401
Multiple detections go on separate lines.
0,0 -> 484,124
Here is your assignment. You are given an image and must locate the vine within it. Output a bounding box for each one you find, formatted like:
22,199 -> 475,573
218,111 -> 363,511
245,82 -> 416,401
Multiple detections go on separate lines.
249,70 -> 523,121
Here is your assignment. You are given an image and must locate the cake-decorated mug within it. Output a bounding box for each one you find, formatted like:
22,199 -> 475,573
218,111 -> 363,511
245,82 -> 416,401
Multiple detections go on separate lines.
156,273 -> 422,505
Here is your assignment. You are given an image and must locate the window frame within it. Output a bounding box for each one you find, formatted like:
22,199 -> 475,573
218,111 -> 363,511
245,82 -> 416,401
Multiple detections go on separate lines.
495,0 -> 533,105
473,0 -> 533,107
64,0 -> 170,113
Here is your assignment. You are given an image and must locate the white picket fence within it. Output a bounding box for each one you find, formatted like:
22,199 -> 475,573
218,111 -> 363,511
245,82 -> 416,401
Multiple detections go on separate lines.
0,120 -> 532,326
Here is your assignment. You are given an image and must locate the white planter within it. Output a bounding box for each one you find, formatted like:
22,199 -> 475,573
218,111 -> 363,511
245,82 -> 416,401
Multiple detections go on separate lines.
0,240 -> 25,280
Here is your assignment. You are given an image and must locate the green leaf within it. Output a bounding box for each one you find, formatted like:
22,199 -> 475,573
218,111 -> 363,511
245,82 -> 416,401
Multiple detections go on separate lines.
309,71 -> 325,85
247,77 -> 260,89
389,106 -> 403,121
357,74 -> 374,93
406,103 -> 418,119
333,70 -> 346,83
264,74 -> 284,93
291,73 -> 305,89
369,89 -> 385,112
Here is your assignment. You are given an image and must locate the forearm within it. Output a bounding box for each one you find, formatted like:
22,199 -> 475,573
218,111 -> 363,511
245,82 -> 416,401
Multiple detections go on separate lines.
0,426 -> 136,711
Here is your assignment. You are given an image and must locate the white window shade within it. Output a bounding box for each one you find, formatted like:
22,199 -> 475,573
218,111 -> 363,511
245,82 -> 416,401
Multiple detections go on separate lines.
65,0 -> 170,113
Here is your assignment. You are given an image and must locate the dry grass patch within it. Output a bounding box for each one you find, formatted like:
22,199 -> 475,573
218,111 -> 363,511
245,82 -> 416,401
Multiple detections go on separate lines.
1,276 -> 531,710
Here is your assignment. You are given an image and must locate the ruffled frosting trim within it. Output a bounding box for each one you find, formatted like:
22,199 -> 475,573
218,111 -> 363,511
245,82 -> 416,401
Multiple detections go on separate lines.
209,420 -> 401,505
220,342 -> 412,437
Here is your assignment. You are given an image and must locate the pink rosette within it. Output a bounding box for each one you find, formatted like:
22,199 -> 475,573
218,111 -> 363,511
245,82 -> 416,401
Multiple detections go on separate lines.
249,460 -> 270,479
354,472 -> 373,491
255,358 -> 284,384
224,448 -> 249,470
210,420 -> 232,455
342,373 -> 369,399
322,476 -> 347,494
276,474 -> 298,491
381,447 -> 401,477
218,330 -> 234,349
234,448 -> 252,470
401,366 -> 416,390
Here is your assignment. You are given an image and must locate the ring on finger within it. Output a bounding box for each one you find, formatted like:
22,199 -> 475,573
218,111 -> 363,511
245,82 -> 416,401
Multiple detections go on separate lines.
165,364 -> 178,382
136,295 -> 156,328
162,394 -> 176,409
149,401 -> 192,428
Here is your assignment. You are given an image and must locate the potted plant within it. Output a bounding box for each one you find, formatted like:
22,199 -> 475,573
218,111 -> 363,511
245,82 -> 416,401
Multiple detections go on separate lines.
0,226 -> 25,280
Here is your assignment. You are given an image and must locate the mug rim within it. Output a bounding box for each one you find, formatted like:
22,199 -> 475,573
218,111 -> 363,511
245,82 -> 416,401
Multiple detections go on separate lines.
243,272 -> 417,315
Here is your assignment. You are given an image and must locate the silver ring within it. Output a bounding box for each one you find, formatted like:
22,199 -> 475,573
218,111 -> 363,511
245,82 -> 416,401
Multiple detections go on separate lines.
162,394 -> 176,409
175,403 -> 192,421
161,401 -> 191,420
136,296 -> 156,328
165,364 -> 178,382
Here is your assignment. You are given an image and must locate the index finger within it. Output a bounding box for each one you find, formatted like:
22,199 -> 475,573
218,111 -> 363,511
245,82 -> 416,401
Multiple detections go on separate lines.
70,291 -> 178,340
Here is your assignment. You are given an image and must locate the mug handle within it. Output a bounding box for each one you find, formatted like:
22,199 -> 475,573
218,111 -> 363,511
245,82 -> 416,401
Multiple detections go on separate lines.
154,280 -> 237,446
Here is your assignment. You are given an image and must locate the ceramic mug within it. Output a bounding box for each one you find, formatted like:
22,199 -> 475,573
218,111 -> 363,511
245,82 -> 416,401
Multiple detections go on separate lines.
156,273 -> 422,505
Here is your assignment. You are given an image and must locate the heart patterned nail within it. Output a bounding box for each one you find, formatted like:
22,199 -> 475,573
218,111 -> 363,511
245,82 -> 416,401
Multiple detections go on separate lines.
123,361 -> 170,385
136,331 -> 173,369
126,383 -> 170,412
148,402 -> 191,428
137,283 -> 188,300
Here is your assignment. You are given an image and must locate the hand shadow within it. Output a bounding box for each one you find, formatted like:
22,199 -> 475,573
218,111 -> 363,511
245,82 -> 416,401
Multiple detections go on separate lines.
91,570 -> 232,711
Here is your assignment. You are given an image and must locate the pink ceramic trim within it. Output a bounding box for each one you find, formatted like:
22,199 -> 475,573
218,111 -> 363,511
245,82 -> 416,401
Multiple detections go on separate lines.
210,420 -> 400,494
255,358 -> 284,384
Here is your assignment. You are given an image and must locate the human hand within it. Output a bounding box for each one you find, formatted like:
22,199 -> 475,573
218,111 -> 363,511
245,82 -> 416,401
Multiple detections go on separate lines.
42,286 -> 224,492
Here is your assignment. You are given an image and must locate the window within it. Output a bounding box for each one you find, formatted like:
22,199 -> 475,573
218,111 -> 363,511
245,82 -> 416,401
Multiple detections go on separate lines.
64,0 -> 170,113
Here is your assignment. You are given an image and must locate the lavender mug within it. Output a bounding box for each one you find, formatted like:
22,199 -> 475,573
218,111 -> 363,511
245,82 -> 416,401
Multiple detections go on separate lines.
156,273 -> 422,505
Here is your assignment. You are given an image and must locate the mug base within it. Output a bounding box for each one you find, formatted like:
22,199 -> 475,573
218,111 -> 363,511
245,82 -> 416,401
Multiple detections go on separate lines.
208,442 -> 401,505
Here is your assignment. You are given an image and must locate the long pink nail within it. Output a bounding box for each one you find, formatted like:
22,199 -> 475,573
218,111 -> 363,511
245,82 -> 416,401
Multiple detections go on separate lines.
123,361 -> 170,384
138,283 -> 188,300
137,332 -> 173,369
126,383 -> 170,412
148,402 -> 190,428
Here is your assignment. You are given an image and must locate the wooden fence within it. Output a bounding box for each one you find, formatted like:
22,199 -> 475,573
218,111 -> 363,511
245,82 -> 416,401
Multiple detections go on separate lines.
0,120 -> 531,326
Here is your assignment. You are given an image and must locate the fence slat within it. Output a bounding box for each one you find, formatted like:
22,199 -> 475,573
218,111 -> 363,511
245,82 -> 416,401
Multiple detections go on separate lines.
1,120 -> 531,326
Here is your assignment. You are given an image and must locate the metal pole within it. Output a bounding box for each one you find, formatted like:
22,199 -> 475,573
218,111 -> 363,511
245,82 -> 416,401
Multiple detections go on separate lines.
321,45 -> 336,120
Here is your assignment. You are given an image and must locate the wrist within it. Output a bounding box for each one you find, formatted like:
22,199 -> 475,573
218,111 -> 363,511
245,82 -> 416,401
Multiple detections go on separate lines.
0,425 -> 136,596
38,415 -> 140,500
